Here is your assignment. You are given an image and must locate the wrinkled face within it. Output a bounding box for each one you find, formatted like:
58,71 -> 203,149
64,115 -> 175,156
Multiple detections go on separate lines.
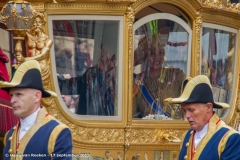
10,88 -> 41,119
62,95 -> 72,108
181,103 -> 210,131
31,17 -> 44,33
148,45 -> 165,70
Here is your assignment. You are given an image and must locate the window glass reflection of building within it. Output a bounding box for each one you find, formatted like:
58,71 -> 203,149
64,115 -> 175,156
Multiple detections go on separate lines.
62,95 -> 78,114
52,19 -> 120,116
229,0 -> 240,3
201,27 -> 236,117
54,36 -> 74,95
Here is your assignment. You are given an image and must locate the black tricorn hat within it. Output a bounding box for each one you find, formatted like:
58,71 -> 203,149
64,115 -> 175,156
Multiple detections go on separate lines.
0,60 -> 57,98
164,75 -> 229,109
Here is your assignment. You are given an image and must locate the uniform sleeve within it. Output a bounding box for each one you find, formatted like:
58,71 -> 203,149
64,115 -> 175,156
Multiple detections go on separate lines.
220,133 -> 240,160
51,126 -> 73,160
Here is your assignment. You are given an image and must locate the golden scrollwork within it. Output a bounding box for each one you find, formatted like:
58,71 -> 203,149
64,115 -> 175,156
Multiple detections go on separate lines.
75,127 -> 124,143
125,4 -> 134,150
124,126 -> 131,152
199,0 -> 240,13
126,128 -> 186,144
228,111 -> 240,130
30,2 -> 45,12
228,83 -> 240,130
43,99 -> 125,144
194,11 -> 202,74
126,4 -> 135,126
200,0 -> 223,8
51,108 -> 124,143
126,4 -> 135,31
237,88 -> 240,112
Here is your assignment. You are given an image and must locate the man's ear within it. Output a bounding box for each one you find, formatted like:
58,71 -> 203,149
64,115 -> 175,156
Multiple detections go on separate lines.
34,90 -> 42,102
206,102 -> 213,112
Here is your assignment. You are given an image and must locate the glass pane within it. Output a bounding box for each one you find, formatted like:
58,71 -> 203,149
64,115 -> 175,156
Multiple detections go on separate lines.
133,19 -> 189,120
201,26 -> 236,117
52,19 -> 120,116
229,0 -> 240,3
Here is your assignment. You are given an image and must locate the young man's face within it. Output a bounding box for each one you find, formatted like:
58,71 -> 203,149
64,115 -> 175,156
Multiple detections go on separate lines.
62,95 -> 72,108
181,103 -> 211,131
10,88 -> 41,119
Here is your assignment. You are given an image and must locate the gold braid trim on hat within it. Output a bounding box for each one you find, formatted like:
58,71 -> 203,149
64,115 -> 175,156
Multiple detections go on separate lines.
3,60 -> 41,88
185,77 -> 192,81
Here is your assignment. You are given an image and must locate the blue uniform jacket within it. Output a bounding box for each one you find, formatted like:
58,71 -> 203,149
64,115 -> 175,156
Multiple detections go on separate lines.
179,113 -> 240,160
3,108 -> 72,160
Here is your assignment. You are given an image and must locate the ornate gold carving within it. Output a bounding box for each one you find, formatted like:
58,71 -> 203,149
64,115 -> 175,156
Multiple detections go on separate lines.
45,3 -> 128,11
72,142 -> 123,149
237,87 -> 240,112
30,3 -> 45,12
200,0 -> 224,8
123,5 -> 135,152
228,111 -> 239,130
201,10 -> 240,28
47,104 -> 124,143
24,11 -> 52,93
126,5 -> 135,30
128,144 -> 180,150
162,132 -> 182,143
194,11 -> 202,74
228,80 -> 240,129
75,127 -> 124,143
126,4 -> 134,127
48,0 -> 135,2
126,128 -> 186,144
198,0 -> 240,13
133,0 -> 200,16
124,126 -> 131,152
26,0 -> 134,1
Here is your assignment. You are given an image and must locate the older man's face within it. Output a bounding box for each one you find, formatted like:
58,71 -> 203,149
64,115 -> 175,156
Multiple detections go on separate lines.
181,103 -> 210,131
10,88 -> 41,119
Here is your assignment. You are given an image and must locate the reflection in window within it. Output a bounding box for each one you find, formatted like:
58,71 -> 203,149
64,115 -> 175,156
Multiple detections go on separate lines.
201,27 -> 236,117
229,0 -> 240,3
52,20 -> 120,116
133,19 -> 188,120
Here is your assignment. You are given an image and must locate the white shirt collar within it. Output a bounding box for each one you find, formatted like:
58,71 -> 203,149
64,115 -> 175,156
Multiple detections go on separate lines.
19,107 -> 40,140
194,123 -> 209,148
